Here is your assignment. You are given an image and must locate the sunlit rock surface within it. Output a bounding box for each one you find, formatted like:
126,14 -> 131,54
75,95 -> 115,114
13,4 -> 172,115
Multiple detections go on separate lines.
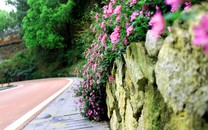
106,4 -> 208,130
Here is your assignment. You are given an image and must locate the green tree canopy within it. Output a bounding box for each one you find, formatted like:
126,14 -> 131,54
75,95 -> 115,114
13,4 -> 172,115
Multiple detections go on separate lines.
22,0 -> 74,49
0,10 -> 17,34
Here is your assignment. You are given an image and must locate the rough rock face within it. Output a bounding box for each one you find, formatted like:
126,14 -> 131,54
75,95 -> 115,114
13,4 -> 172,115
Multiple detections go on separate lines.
145,30 -> 163,57
106,4 -> 208,130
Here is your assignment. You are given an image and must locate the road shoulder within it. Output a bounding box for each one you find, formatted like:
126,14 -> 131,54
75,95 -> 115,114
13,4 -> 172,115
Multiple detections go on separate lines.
23,78 -> 110,130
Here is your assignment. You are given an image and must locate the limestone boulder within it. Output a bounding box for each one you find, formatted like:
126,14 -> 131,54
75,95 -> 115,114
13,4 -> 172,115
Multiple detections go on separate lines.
155,5 -> 208,116
145,30 -> 163,57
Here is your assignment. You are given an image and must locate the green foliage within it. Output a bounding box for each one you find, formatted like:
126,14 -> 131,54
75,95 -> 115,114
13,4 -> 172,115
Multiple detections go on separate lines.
0,46 -> 83,84
23,0 -> 74,49
0,0 -> 92,85
0,10 -> 17,33
6,0 -> 29,37
0,50 -> 36,83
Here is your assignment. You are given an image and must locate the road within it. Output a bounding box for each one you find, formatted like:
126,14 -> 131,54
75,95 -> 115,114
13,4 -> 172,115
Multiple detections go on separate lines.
0,78 -> 72,130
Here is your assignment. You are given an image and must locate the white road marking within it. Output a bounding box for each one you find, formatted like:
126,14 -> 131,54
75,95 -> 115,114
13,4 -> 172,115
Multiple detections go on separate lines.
4,79 -> 73,130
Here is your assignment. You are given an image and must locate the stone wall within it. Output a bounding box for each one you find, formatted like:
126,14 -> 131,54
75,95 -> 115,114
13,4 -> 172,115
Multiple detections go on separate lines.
106,5 -> 208,130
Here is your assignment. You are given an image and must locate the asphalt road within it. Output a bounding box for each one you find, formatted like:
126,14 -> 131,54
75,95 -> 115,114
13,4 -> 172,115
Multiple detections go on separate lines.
0,78 -> 72,130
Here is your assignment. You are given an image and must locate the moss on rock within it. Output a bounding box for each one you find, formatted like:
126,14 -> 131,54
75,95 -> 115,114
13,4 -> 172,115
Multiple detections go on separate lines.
106,4 -> 208,130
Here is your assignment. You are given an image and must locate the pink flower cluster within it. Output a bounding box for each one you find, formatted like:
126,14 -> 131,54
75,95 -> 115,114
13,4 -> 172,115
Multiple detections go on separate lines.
166,0 -> 182,12
149,11 -> 165,39
95,13 -> 99,22
109,76 -> 114,82
130,0 -> 137,7
130,11 -> 139,22
193,14 -> 208,54
77,88 -> 105,121
110,26 -> 120,43
101,34 -> 107,45
184,2 -> 191,10
103,2 -> 114,18
111,0 -> 116,4
126,26 -> 133,36
165,0 -> 191,12
78,41 -> 108,120
114,5 -> 122,22
114,5 -> 122,14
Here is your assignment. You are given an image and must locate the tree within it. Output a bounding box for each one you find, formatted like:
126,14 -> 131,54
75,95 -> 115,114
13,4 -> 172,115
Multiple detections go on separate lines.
22,0 -> 74,49
0,10 -> 17,36
6,0 -> 29,37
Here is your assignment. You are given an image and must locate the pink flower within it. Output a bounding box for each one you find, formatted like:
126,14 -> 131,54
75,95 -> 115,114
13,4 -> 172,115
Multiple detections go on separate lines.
156,5 -> 159,10
103,5 -> 109,18
126,25 -> 133,36
139,10 -> 144,15
107,2 -> 113,16
110,26 -> 120,43
115,25 -> 120,32
101,34 -> 107,44
84,69 -> 88,75
111,0 -> 116,4
167,26 -> 172,32
125,20 -> 129,28
130,0 -> 137,7
109,76 -> 114,82
98,34 -> 102,42
97,80 -> 100,84
110,32 -> 119,43
114,5 -> 122,14
112,43 -> 116,51
184,1 -> 191,10
149,11 -> 165,39
146,11 -> 151,17
88,110 -> 93,116
93,27 -> 96,32
165,0 -> 185,12
96,72 -> 101,78
116,14 -> 121,22
95,13 -> 99,22
100,22 -> 105,29
193,14 -> 208,54
74,68 -> 78,76
142,4 -> 149,11
107,19 -> 112,25
124,38 -> 128,45
90,79 -> 94,86
103,5 -> 108,14
130,11 -> 139,22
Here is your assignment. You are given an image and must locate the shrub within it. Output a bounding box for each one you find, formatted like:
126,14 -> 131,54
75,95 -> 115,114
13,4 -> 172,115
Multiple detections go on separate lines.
0,50 -> 36,83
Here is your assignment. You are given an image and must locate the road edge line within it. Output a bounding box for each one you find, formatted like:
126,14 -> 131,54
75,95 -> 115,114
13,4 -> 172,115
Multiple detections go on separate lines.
4,79 -> 73,130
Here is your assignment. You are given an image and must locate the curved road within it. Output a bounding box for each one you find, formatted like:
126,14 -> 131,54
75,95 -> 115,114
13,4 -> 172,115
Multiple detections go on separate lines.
0,78 -> 73,130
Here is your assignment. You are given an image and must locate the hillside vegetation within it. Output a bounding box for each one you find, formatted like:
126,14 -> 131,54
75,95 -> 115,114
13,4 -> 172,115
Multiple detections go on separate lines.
0,0 -> 99,84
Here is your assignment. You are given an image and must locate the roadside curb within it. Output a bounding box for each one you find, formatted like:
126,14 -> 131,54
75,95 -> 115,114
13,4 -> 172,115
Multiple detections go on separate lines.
23,78 -> 110,130
4,79 -> 73,130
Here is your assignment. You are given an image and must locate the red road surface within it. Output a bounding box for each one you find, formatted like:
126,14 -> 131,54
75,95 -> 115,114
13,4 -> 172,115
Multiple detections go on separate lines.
0,78 -> 71,129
